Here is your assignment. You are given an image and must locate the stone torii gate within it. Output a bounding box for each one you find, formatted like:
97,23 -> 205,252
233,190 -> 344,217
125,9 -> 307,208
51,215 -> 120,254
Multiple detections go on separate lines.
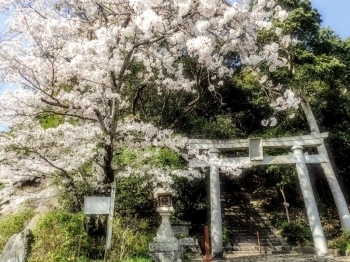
188,132 -> 350,257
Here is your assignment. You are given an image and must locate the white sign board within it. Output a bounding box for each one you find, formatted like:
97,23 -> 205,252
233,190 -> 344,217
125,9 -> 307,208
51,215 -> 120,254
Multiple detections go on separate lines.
83,196 -> 111,215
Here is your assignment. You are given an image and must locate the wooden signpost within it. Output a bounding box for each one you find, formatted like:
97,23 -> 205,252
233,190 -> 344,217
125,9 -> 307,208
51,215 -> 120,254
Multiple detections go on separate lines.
83,179 -> 116,262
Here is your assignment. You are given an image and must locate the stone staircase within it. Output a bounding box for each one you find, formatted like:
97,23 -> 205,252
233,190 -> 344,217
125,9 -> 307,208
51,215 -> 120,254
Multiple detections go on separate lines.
220,174 -> 289,256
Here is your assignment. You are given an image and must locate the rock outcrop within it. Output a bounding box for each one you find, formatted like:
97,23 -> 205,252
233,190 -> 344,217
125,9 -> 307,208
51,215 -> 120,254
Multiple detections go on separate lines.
0,229 -> 32,262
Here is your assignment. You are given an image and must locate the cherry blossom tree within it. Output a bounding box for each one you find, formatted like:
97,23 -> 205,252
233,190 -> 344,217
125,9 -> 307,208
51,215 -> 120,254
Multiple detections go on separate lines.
0,0 -> 292,210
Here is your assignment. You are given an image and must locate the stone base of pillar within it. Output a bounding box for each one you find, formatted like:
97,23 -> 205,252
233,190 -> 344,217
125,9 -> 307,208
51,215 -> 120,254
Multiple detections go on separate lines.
313,255 -> 334,261
211,251 -> 223,258
149,237 -> 183,262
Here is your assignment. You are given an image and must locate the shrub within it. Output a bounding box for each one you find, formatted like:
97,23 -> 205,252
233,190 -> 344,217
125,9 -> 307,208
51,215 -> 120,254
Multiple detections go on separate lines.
114,174 -> 158,227
280,220 -> 312,246
28,211 -> 154,262
57,180 -> 94,213
109,216 -> 154,261
172,176 -> 208,233
329,230 -> 350,250
0,209 -> 34,253
28,211 -> 92,262
120,257 -> 152,262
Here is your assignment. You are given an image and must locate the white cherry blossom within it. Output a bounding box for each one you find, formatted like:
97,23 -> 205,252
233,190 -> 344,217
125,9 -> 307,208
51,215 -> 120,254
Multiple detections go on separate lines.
0,0 -> 290,209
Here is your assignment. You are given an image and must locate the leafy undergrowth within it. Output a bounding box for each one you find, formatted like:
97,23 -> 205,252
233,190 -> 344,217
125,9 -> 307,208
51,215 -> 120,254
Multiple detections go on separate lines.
27,210 -> 154,262
239,165 -> 344,248
261,198 -> 342,247
328,230 -> 350,250
109,217 -> 153,261
28,211 -> 91,262
0,209 -> 35,253
120,257 -> 152,262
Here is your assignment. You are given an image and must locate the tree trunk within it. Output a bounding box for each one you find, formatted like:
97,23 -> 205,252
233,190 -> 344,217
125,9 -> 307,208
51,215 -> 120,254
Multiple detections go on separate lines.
279,187 -> 290,223
104,142 -> 115,183
300,94 -> 350,230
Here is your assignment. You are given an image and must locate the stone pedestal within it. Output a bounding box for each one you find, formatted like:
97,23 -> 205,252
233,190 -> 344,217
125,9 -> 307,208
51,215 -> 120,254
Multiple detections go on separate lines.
172,221 -> 190,237
179,238 -> 202,260
149,237 -> 182,262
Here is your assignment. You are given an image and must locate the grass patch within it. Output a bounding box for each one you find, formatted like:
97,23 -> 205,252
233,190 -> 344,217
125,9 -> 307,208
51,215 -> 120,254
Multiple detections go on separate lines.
27,211 -> 154,262
109,216 -> 154,261
28,211 -> 91,262
121,257 -> 152,262
329,230 -> 350,250
0,209 -> 35,253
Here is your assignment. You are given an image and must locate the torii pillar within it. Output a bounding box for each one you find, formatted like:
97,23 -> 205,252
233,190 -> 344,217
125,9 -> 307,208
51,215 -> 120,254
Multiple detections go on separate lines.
318,143 -> 350,230
209,148 -> 223,257
292,145 -> 328,256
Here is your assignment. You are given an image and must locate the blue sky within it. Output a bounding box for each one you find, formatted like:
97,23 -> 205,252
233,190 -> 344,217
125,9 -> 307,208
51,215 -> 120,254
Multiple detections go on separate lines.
310,0 -> 350,39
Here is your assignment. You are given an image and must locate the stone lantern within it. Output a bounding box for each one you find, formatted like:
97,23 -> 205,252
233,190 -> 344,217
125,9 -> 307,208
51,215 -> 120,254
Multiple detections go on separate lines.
157,190 -> 173,208
149,188 -> 182,261
156,189 -> 175,239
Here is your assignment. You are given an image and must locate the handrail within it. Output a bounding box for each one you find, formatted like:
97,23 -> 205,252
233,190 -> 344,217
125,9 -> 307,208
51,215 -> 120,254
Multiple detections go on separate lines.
257,231 -> 261,254
204,226 -> 210,262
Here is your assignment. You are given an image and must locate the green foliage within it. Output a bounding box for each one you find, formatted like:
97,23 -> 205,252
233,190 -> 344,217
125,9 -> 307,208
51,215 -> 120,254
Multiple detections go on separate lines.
0,209 -> 35,253
115,174 -> 158,225
29,210 -> 130,262
114,148 -> 138,169
114,147 -> 188,226
266,164 -> 295,188
109,217 -> 153,261
56,161 -> 102,213
114,147 -> 185,171
0,182 -> 5,191
39,114 -> 65,129
150,147 -> 185,169
188,114 -> 241,139
57,179 -> 94,213
120,257 -> 152,262
114,147 -> 209,235
221,223 -> 229,245
329,230 -> 350,250
28,211 -> 90,262
171,176 -> 208,233
276,0 -> 321,42
280,219 -> 312,246
23,195 -> 177,262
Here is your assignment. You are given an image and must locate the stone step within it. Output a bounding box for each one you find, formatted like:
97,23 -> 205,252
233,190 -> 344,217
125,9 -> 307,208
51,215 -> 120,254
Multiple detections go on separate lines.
231,239 -> 281,245
230,240 -> 281,245
230,241 -> 258,245
229,235 -> 279,243
226,242 -> 283,248
219,180 -> 287,256
223,217 -> 266,221
187,252 -> 297,261
224,227 -> 271,232
229,237 -> 283,246
224,223 -> 265,226
228,232 -> 277,237
225,246 -> 283,253
226,249 -> 286,255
